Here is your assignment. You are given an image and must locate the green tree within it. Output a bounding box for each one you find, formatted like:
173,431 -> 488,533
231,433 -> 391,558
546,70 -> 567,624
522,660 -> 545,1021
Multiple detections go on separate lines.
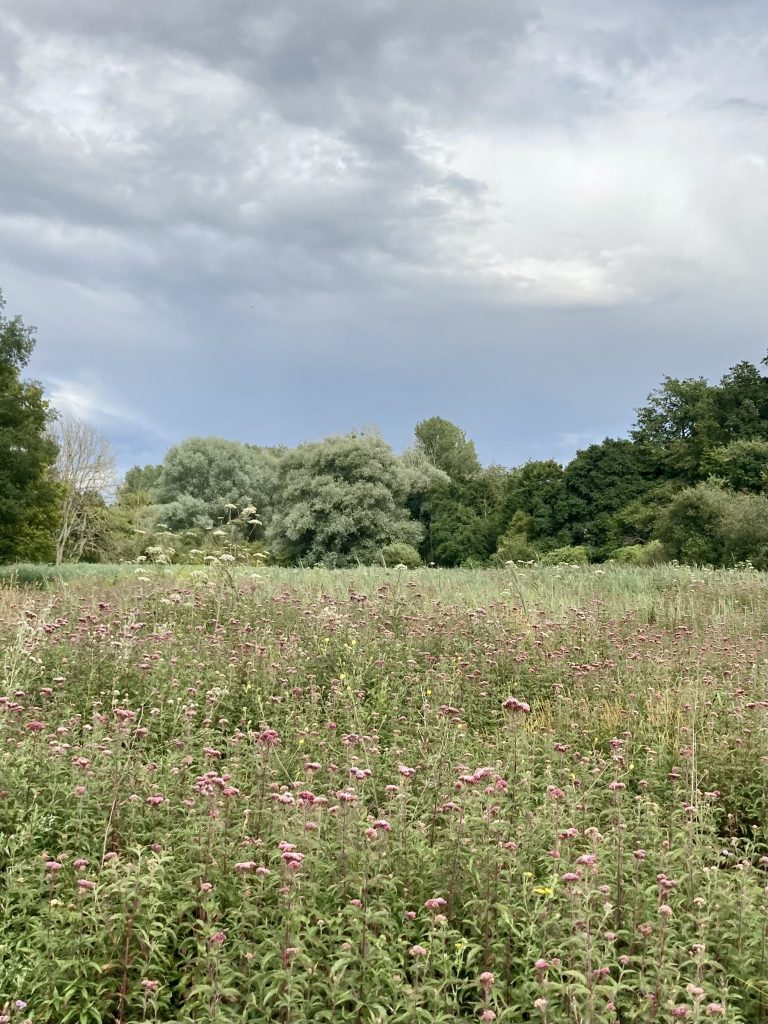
702,439 -> 768,493
657,482 -> 768,568
0,290 -> 59,562
563,438 -> 657,553
631,360 -> 768,484
414,416 -> 482,482
269,433 -> 422,566
502,460 -> 570,546
422,465 -> 508,566
153,437 -> 280,535
117,463 -> 163,504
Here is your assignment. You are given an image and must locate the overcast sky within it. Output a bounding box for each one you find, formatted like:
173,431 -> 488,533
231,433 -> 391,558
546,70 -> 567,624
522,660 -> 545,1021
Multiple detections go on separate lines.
1,0 -> 766,472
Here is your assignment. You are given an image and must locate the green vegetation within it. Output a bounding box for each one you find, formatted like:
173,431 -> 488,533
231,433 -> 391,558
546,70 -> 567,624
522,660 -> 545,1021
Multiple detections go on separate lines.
0,565 -> 766,1021
5,285 -> 768,570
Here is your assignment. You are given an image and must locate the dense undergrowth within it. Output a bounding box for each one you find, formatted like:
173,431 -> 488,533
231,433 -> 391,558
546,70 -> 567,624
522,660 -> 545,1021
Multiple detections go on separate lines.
0,565 -> 766,1023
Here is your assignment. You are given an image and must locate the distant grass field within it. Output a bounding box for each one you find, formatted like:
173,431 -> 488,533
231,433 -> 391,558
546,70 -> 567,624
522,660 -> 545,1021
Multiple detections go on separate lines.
0,565 -> 766,1022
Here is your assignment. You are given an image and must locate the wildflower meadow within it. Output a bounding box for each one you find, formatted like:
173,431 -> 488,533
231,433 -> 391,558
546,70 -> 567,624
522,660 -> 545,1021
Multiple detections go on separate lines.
0,564 -> 766,1023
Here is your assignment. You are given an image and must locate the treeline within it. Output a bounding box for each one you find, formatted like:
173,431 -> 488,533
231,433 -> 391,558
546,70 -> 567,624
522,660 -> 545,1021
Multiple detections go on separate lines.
111,357 -> 768,569
4,286 -> 768,568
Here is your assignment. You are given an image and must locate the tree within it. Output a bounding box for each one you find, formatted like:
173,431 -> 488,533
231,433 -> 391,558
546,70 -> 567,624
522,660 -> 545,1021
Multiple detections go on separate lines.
152,437 -> 279,535
563,438 -> 657,553
414,416 -> 481,482
426,467 -> 508,566
52,415 -> 117,564
0,289 -> 59,562
657,482 -> 768,568
631,360 -> 768,484
502,460 -> 570,546
269,433 -> 422,566
702,439 -> 768,493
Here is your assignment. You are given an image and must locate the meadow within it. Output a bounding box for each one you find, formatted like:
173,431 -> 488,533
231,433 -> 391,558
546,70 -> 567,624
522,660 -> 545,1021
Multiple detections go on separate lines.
0,564 -> 766,1023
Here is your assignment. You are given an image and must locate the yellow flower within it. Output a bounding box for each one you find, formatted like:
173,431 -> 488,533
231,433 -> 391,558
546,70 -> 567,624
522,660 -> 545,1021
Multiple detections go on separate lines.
523,871 -> 533,879
533,886 -> 554,897
426,688 -> 432,696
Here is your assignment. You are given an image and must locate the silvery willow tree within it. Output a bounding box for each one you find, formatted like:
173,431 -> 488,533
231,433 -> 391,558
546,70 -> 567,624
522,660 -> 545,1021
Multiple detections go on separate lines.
150,437 -> 281,535
269,433 -> 427,566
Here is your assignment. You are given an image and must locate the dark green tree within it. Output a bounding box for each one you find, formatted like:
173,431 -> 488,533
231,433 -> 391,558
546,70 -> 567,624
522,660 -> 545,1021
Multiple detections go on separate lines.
563,438 -> 657,554
426,467 -> 508,566
501,460 -> 570,547
0,290 -> 59,562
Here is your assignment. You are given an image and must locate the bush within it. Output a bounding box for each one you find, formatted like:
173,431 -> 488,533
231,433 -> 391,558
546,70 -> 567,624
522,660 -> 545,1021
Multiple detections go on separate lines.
609,540 -> 667,566
657,482 -> 768,568
381,542 -> 422,568
539,545 -> 590,565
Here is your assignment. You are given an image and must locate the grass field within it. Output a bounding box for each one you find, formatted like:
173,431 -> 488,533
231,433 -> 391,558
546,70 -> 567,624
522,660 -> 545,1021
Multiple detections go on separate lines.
0,565 -> 766,1023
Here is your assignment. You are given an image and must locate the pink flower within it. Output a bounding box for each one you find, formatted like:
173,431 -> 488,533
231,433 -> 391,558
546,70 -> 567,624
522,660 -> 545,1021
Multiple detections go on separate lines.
372,819 -> 391,832
534,958 -> 549,971
480,1012 -> 496,1022
397,764 -> 416,778
26,721 -> 45,732
705,1005 -> 726,1017
44,860 -> 63,872
534,998 -> 548,1012
424,897 -> 447,911
77,879 -> 96,891
658,904 -> 673,917
210,931 -> 226,947
479,971 -> 495,990
502,696 -> 530,713
141,979 -> 159,992
562,872 -> 581,883
234,861 -> 258,873
282,946 -> 299,964
576,853 -> 597,866
671,1007 -> 689,1020
73,858 -> 88,870
409,944 -> 428,958
146,794 -> 165,806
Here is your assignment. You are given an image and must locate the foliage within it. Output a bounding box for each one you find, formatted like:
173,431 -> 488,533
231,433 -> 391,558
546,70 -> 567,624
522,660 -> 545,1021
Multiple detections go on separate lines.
657,481 -> 768,568
0,289 -> 59,562
269,433 -> 422,566
380,542 -> 422,568
631,360 -> 768,483
563,439 -> 656,553
0,566 -> 765,1022
502,460 -> 570,546
538,544 -> 590,565
608,540 -> 667,566
425,469 -> 508,566
414,416 -> 482,482
701,438 -> 768,493
152,437 -> 279,535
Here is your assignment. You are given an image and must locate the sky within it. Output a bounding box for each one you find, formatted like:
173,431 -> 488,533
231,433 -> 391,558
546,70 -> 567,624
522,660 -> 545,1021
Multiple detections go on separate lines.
1,0 -> 767,473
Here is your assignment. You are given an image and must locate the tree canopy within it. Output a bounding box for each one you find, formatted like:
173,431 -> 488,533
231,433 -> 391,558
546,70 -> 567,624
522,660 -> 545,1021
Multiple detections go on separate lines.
269,433 -> 423,566
0,290 -> 59,562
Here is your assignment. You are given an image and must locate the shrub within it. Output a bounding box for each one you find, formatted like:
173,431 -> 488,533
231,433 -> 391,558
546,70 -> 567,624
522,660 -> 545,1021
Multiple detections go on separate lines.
609,540 -> 666,566
381,542 -> 422,568
539,544 -> 590,565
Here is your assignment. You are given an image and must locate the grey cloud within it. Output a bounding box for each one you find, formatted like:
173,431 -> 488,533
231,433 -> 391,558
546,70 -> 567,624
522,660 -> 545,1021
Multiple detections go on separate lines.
1,0 -> 766,471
